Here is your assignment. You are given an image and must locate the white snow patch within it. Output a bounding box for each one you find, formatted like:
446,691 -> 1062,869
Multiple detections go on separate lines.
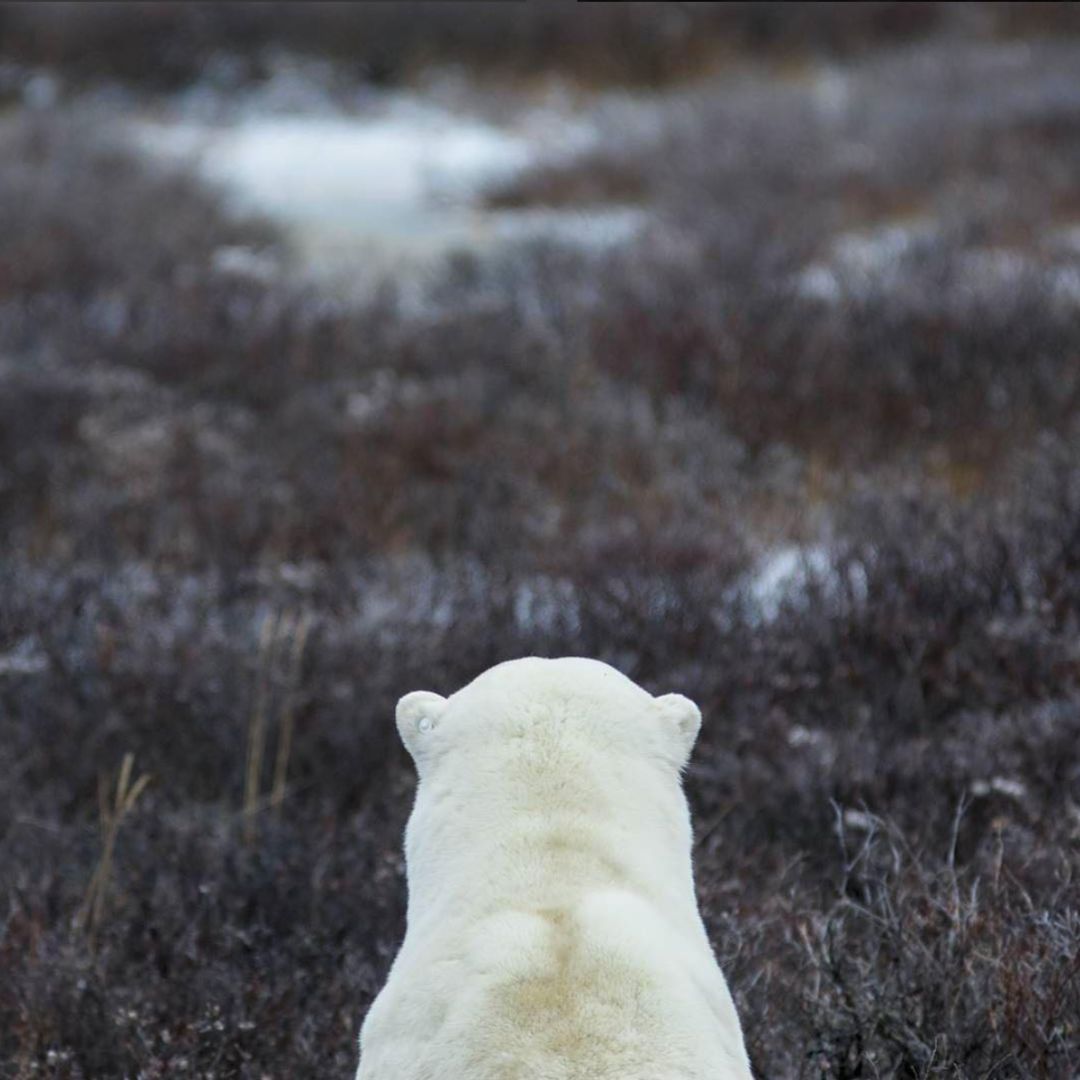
841,808 -> 879,833
958,248 -> 1031,286
746,544 -> 832,619
812,67 -> 851,119
138,104 -> 529,265
1051,265 -> 1080,304
833,223 -> 927,274
970,777 -> 1027,801
742,542 -> 868,621
210,244 -> 280,283
134,91 -> 645,280
795,264 -> 843,302
142,99 -> 530,204
487,206 -> 646,249
0,638 -> 49,676
795,221 -> 934,301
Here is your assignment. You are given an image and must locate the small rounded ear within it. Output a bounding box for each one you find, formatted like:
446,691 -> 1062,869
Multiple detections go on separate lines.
654,693 -> 702,768
396,691 -> 448,764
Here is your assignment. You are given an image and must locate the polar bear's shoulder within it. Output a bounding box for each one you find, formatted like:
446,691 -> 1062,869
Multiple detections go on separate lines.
357,658 -> 753,1080
372,889 -> 744,1080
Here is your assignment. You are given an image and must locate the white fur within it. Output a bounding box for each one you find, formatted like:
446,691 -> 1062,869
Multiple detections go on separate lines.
356,657 -> 752,1080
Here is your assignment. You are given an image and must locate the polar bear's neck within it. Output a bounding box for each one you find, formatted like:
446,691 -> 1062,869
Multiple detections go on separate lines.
401,733 -> 705,943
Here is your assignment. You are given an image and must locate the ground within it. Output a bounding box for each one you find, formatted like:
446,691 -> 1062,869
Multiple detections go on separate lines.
1,4 -> 1079,1078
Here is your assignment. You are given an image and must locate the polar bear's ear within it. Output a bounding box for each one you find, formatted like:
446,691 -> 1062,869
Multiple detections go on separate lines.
654,693 -> 702,768
396,690 -> 448,763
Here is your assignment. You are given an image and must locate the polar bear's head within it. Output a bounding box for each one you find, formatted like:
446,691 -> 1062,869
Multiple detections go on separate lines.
395,656 -> 702,779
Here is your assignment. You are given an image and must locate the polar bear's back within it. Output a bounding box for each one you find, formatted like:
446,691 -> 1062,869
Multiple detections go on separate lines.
356,658 -> 752,1079
358,889 -> 747,1080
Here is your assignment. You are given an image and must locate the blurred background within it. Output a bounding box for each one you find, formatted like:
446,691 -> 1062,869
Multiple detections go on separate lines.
2,3 -> 1079,1076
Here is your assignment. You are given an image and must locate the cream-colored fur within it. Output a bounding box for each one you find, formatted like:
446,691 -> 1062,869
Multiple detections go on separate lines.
355,657 -> 752,1080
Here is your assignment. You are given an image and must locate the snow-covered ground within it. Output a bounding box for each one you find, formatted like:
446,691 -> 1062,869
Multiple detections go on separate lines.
745,544 -> 833,620
795,220 -> 1080,308
794,221 -> 936,302
134,88 -> 644,283
138,103 -> 525,266
742,543 -> 869,622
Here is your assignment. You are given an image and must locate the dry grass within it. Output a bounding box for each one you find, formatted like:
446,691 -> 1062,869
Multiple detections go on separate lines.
271,610 -> 314,817
243,610 -> 314,843
76,753 -> 152,945
242,613 -> 278,846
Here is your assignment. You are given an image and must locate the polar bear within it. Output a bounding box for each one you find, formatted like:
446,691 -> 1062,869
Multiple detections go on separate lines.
356,656 -> 752,1080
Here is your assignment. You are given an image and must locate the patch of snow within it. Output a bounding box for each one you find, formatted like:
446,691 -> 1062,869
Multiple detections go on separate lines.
795,221 -> 935,301
742,542 -> 868,622
799,228 -> 1080,311
197,107 -> 527,211
812,67 -> 850,119
23,71 -> 60,110
958,248 -> 1032,286
1051,265 -> 1080,304
487,206 -> 646,250
794,264 -> 843,302
833,223 -> 926,274
274,562 -> 323,591
0,637 -> 49,676
746,544 -> 832,620
970,777 -> 1027,801
840,808 -> 878,833
137,103 -> 530,268
210,245 -> 280,283
133,90 -> 643,280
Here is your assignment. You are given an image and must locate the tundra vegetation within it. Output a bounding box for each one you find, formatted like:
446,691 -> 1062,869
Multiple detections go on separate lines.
1,4 -> 1078,1077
